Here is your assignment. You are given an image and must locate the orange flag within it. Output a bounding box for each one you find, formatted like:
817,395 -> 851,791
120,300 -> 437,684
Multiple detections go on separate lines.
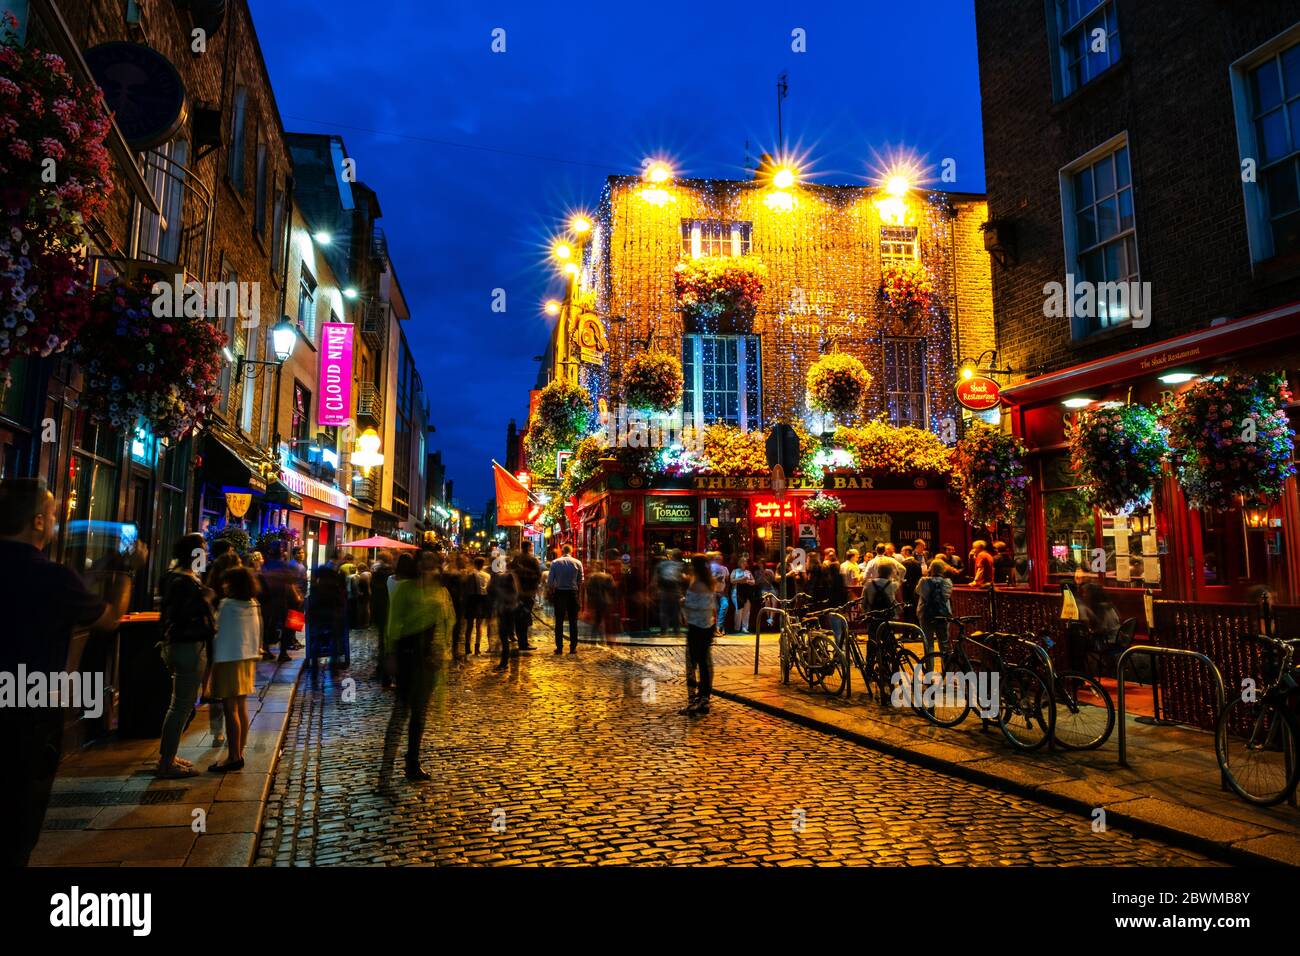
494,462 -> 532,526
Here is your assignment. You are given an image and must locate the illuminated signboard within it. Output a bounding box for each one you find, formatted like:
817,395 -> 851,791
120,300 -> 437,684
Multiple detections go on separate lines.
753,499 -> 797,521
645,496 -> 695,524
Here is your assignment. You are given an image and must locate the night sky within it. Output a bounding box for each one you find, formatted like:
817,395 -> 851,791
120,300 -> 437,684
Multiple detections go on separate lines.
248,0 -> 986,511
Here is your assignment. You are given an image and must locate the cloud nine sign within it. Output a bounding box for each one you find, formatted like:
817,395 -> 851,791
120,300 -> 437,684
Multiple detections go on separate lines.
319,323 -> 354,427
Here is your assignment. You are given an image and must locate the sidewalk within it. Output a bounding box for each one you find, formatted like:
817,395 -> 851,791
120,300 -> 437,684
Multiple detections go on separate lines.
712,662 -> 1300,866
30,655 -> 304,867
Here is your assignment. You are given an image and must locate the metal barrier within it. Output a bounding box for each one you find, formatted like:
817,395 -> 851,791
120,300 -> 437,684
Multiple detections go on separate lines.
1116,645 -> 1227,790
757,607 -> 791,675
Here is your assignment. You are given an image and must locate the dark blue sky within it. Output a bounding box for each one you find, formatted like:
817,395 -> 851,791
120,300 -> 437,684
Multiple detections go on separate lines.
249,0 -> 986,510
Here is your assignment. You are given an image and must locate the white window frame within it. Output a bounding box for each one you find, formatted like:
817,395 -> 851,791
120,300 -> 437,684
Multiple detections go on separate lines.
1058,131 -> 1140,339
297,267 -> 317,343
1230,23 -> 1300,267
682,333 -> 761,433
882,336 -> 929,429
879,225 -> 918,265
1047,0 -> 1122,100
681,219 -> 752,258
135,137 -> 188,264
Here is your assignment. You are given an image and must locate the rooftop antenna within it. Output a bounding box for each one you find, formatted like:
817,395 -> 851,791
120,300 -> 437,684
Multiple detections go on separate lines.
776,72 -> 789,153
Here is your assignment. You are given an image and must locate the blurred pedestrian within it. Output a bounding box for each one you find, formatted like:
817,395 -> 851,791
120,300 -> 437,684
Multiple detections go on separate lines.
513,550 -> 542,651
209,566 -> 262,773
681,555 -> 718,716
490,554 -> 520,669
654,549 -> 686,637
382,552 -> 449,782
547,544 -> 584,654
157,532 -> 216,779
729,555 -> 755,634
585,560 -> 615,642
916,559 -> 954,659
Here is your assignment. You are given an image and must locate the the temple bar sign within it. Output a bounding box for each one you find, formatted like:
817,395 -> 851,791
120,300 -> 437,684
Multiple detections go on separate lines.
645,497 -> 695,524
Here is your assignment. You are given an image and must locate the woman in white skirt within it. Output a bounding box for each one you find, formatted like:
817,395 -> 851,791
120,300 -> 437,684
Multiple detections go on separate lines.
209,566 -> 263,772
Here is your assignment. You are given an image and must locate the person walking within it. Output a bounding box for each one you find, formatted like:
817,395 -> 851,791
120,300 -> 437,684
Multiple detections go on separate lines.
0,478 -> 129,866
513,550 -> 542,651
209,566 -> 262,773
681,555 -> 719,716
490,555 -> 520,669
707,551 -> 730,636
729,555 -> 755,634
469,555 -> 491,654
157,532 -> 217,779
546,544 -> 584,654
916,559 -> 954,659
382,553 -> 447,782
654,549 -> 686,637
584,560 -> 615,642
370,551 -> 394,686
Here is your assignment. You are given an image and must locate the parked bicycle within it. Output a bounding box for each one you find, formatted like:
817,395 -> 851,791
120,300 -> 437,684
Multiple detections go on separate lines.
809,602 -> 924,708
1215,633 -> 1300,807
1012,629 -> 1116,751
916,615 -> 1055,752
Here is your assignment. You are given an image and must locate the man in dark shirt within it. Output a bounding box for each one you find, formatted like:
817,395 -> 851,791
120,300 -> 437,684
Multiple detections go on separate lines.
1,478 -> 128,866
512,551 -> 542,652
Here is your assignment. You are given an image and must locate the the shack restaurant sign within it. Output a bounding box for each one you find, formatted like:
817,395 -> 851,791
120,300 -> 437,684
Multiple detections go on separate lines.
955,375 -> 1002,411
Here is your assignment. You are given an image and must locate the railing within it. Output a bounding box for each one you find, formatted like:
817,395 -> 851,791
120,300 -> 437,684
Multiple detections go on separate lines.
356,382 -> 383,429
133,150 -> 213,283
361,301 -> 387,349
948,586 -> 1072,669
372,224 -> 388,260
351,471 -> 376,504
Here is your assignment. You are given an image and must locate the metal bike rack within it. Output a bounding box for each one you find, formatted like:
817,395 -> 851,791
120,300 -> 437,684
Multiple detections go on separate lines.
757,607 -> 791,675
1115,645 -> 1227,789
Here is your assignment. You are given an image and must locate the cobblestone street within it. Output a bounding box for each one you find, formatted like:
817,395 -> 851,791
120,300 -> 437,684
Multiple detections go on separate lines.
254,628 -> 1211,866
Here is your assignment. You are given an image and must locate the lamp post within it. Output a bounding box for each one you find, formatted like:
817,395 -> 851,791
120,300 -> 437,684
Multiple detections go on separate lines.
232,318 -> 298,476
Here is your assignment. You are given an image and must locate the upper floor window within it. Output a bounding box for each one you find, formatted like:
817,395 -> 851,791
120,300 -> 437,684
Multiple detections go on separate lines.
269,185 -> 286,273
253,141 -> 268,235
1233,34 -> 1300,262
297,267 -> 317,341
292,381 -> 312,446
681,219 -> 752,258
1052,0 -> 1121,98
880,225 -> 918,265
1060,136 -> 1139,337
882,337 -> 928,429
136,137 -> 188,265
228,85 -> 248,192
681,333 -> 761,432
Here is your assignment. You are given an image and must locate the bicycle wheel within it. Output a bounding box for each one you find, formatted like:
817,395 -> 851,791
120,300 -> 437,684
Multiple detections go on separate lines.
1051,672 -> 1115,750
779,628 -> 792,684
916,652 -> 973,727
893,647 -> 924,716
1216,697 -> 1300,807
997,665 -> 1053,752
806,633 -> 847,696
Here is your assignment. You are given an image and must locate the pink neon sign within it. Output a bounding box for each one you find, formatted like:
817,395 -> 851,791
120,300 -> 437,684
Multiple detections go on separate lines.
318,323 -> 353,427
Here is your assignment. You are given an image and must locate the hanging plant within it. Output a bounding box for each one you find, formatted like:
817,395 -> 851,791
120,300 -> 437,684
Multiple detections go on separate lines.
1068,404 -> 1168,513
878,261 -> 936,319
206,524 -> 251,559
532,377 -> 593,450
952,421 -> 1031,529
672,255 -> 766,324
834,420 -> 954,476
254,526 -> 301,555
1160,371 -> 1296,511
807,353 -> 872,418
0,16 -> 115,379
623,349 -> 684,412
803,492 -> 844,520
75,278 -> 226,438
699,424 -> 768,475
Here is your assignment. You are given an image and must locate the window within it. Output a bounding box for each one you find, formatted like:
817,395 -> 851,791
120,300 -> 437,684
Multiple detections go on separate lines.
228,85 -> 248,191
253,142 -> 268,235
297,267 -> 317,341
1236,37 -> 1300,260
217,264 -> 238,412
882,337 -> 927,428
136,137 -> 189,264
681,334 -> 761,431
681,219 -> 752,258
292,381 -> 311,447
1060,136 -> 1139,337
269,185 -> 286,273
879,226 -> 918,265
1052,0 -> 1121,98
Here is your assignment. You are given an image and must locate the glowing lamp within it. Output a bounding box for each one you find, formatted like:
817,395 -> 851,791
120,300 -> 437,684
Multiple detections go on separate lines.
270,318 -> 297,362
313,231 -> 332,244
1062,397 -> 1093,409
553,242 -> 572,261
352,428 -> 384,475
570,215 -> 592,235
764,191 -> 794,212
343,287 -> 358,300
1159,372 -> 1197,384
960,363 -> 975,381
885,174 -> 911,197
773,166 -> 797,189
645,161 -> 672,183
544,300 -> 561,316
564,262 -> 579,276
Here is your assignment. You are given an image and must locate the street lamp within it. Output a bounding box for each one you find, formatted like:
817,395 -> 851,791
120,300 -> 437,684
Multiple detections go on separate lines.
233,318 -> 297,385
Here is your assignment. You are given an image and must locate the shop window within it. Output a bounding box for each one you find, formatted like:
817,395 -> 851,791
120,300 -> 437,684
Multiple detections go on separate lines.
1041,452 -> 1159,588
1049,0 -> 1121,99
64,414 -> 122,577
1231,29 -> 1300,262
879,226 -> 917,265
269,185 -> 286,274
682,334 -> 761,431
882,337 -> 927,428
681,219 -> 752,258
254,141 -> 269,235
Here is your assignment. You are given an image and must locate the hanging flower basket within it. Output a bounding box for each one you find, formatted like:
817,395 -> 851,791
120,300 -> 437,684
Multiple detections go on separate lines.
623,350 -> 684,412
206,524 -> 251,559
1068,404 -> 1167,513
532,377 -> 594,450
75,278 -> 226,439
699,424 -> 769,476
0,16 -> 114,378
878,261 -> 936,320
807,353 -> 872,419
254,526 -> 300,555
803,492 -> 844,520
672,255 -> 766,328
1159,371 -> 1296,511
952,422 -> 1030,529
834,420 -> 954,476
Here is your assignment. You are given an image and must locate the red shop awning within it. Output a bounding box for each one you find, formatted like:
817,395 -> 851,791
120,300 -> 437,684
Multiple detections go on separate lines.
1000,298 -> 1300,407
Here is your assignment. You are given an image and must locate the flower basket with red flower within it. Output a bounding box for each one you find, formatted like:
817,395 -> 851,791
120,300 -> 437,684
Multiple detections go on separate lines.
952,422 -> 1030,529
75,279 -> 227,438
672,255 -> 766,328
623,349 -> 684,412
1068,404 -> 1167,514
0,15 -> 114,378
878,261 -> 936,320
1159,371 -> 1295,512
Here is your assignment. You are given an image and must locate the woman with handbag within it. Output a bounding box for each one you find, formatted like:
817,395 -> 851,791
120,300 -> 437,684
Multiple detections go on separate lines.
156,533 -> 216,779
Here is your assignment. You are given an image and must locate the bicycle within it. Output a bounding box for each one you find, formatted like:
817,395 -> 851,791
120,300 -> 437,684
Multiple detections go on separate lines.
1000,628 -> 1116,751
767,593 -> 820,687
810,603 -> 924,708
1215,634 -> 1300,807
916,615 -> 1055,752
